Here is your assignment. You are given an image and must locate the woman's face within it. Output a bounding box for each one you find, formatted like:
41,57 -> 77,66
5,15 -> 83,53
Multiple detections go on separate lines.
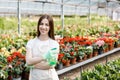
39,18 -> 50,36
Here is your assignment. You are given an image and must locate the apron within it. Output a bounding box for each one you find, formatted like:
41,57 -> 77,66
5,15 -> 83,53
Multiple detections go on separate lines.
29,38 -> 59,80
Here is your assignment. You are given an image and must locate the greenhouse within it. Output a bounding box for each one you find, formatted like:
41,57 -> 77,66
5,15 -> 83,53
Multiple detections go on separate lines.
0,0 -> 120,80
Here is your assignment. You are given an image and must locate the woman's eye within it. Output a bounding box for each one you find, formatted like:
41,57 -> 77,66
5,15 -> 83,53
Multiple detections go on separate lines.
45,23 -> 49,26
40,23 -> 43,25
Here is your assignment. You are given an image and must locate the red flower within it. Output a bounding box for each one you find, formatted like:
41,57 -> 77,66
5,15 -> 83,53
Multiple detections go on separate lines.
61,59 -> 66,64
12,55 -> 16,59
85,40 -> 92,46
70,52 -> 74,56
7,56 -> 13,63
7,51 -> 25,78
16,61 -> 21,66
58,53 -> 64,60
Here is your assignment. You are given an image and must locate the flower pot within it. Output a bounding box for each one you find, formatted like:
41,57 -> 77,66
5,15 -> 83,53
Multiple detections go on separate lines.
77,58 -> 83,62
87,53 -> 93,58
83,54 -> 87,60
98,46 -> 103,55
108,44 -> 114,50
104,47 -> 108,53
13,77 -> 21,80
118,44 -> 120,47
70,57 -> 77,64
98,49 -> 103,55
56,63 -> 63,70
21,71 -> 29,80
7,75 -> 12,80
93,51 -> 98,56
76,57 -> 83,62
61,59 -> 67,65
64,60 -> 70,67
114,42 -> 118,48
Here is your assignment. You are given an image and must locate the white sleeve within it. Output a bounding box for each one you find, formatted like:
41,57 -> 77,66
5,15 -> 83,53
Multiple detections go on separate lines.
26,39 -> 33,49
54,41 -> 60,61
56,41 -> 60,54
53,41 -> 60,54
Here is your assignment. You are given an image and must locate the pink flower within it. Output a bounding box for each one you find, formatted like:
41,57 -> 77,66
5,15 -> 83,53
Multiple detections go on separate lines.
95,40 -> 105,47
8,64 -> 13,68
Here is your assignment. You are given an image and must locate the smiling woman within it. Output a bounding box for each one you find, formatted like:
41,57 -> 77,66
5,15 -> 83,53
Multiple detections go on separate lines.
26,14 -> 60,80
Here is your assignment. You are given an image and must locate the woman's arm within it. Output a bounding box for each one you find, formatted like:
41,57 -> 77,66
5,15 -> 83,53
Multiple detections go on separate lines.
34,61 -> 54,70
33,47 -> 59,70
26,47 -> 45,65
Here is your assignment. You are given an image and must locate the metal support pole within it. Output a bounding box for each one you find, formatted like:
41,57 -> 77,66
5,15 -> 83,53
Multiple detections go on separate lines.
106,56 -> 108,64
80,66 -> 83,80
42,2 -> 45,14
106,1 -> 109,26
88,0 -> 91,25
61,0 -> 64,38
17,0 -> 21,35
75,5 -> 77,17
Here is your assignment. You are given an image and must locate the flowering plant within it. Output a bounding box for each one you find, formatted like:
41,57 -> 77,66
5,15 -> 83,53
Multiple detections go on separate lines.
92,40 -> 105,50
7,51 -> 25,78
58,53 -> 64,64
0,54 -> 8,79
85,46 -> 93,55
77,46 -> 85,59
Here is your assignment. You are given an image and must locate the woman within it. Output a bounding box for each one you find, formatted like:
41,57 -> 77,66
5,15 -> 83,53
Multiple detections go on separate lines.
26,14 -> 59,80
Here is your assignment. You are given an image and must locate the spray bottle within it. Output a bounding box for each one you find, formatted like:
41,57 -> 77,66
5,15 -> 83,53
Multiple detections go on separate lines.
43,48 -> 58,66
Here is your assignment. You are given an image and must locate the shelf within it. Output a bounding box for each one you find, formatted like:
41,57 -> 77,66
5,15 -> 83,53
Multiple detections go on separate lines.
57,47 -> 120,75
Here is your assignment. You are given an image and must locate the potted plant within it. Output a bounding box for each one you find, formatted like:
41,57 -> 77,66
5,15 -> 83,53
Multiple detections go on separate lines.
7,51 -> 25,80
79,46 -> 88,60
85,46 -> 93,58
69,47 -> 77,64
77,46 -> 85,62
56,53 -> 64,70
0,54 -> 8,80
92,40 -> 105,55
62,52 -> 71,66
21,64 -> 33,80
60,42 -> 71,66
70,51 -> 77,64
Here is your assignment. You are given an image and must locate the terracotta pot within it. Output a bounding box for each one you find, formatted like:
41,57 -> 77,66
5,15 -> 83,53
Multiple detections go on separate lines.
93,51 -> 98,56
70,57 -> 77,64
83,54 -> 87,60
104,48 -> 108,53
7,75 -> 12,80
64,60 -> 70,67
87,53 -> 93,58
77,57 -> 83,62
118,44 -> 120,47
61,59 -> 67,65
108,44 -> 114,51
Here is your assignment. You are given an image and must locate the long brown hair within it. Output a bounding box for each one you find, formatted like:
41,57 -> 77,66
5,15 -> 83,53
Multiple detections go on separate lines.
37,14 -> 55,40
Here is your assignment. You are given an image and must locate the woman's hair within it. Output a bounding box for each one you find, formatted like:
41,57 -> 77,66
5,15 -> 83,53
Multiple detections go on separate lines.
37,14 -> 55,40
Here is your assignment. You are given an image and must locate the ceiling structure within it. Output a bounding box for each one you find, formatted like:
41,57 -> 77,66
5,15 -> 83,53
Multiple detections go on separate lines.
0,0 -> 119,16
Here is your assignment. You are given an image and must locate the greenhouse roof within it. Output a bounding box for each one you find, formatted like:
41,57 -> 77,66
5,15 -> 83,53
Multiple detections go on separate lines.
0,0 -> 120,16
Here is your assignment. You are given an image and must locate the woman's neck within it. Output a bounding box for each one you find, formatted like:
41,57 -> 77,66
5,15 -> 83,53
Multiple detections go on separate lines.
39,35 -> 49,41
